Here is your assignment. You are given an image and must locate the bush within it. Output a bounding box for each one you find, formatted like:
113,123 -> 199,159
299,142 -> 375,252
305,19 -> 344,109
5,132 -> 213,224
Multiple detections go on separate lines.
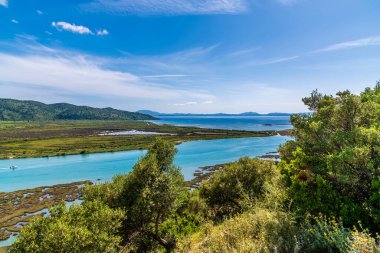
10,200 -> 124,253
176,207 -> 298,253
199,157 -> 285,218
279,84 -> 380,231
299,215 -> 380,253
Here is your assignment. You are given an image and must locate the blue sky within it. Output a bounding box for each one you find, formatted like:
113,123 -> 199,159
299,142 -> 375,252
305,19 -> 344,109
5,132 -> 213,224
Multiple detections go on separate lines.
0,0 -> 379,113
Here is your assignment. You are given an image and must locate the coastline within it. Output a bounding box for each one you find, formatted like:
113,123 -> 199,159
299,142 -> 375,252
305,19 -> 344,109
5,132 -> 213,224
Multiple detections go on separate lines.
0,120 -> 281,160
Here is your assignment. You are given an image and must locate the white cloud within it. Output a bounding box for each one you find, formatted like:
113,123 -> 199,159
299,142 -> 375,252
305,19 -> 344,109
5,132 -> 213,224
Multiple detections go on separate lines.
316,36 -> 380,52
170,100 -> 213,106
52,22 -> 109,36
11,19 -> 19,24
52,22 -> 93,35
85,0 -> 249,15
0,0 -> 7,7
36,10 -> 44,15
0,47 -> 214,104
96,29 -> 109,36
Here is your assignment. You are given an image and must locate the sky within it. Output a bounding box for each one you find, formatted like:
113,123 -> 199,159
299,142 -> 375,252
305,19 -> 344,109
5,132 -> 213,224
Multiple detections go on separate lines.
0,0 -> 379,113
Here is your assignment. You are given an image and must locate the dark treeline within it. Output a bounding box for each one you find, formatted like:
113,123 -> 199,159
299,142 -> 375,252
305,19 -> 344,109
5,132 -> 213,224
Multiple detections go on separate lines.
0,98 -> 154,121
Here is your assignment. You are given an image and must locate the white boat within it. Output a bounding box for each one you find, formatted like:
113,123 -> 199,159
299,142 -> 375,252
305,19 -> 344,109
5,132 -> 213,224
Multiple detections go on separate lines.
9,165 -> 17,170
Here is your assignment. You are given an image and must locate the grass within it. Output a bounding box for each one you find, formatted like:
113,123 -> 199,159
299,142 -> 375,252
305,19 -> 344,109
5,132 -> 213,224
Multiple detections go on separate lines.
0,120 -> 278,159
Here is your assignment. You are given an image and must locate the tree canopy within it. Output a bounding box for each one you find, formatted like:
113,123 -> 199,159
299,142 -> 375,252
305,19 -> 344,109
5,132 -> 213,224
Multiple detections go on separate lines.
279,83 -> 380,231
10,200 -> 124,253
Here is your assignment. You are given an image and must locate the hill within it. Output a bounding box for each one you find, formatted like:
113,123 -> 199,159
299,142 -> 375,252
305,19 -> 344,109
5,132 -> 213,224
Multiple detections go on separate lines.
0,99 -> 155,121
137,110 -> 294,117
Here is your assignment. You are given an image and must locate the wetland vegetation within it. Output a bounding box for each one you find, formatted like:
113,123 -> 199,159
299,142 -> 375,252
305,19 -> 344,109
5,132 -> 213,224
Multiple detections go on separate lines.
0,120 -> 276,159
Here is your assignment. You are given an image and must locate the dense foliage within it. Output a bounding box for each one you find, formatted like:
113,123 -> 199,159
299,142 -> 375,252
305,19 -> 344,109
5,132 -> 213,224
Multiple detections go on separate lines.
279,83 -> 380,231
85,138 -> 203,252
200,157 -> 284,218
0,99 -> 154,121
10,200 -> 124,253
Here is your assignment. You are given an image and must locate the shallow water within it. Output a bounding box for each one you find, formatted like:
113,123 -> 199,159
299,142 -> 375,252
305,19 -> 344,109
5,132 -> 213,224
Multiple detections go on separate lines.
150,115 -> 292,131
0,136 -> 289,192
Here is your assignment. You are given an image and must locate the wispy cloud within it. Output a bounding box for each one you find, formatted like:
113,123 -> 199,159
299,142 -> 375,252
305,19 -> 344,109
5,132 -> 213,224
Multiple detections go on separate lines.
0,0 -> 7,7
0,42 -> 214,105
227,47 -> 261,57
117,44 -> 219,75
141,74 -> 190,78
244,55 -> 299,66
170,100 -> 214,106
84,0 -> 249,15
52,22 -> 109,36
316,36 -> 380,52
52,22 -> 93,35
172,101 -> 198,106
275,0 -> 302,5
11,19 -> 19,24
36,10 -> 44,15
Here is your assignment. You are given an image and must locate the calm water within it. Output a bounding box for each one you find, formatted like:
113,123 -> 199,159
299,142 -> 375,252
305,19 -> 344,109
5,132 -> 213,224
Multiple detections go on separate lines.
150,116 -> 292,131
0,136 -> 288,192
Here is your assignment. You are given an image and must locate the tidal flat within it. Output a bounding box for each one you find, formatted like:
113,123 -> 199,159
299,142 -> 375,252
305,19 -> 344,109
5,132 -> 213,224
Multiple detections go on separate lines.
0,120 -> 278,159
0,181 -> 91,241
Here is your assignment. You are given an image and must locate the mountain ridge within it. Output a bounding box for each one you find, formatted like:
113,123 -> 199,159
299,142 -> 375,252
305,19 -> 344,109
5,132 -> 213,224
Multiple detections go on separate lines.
137,110 -> 295,117
0,98 -> 155,121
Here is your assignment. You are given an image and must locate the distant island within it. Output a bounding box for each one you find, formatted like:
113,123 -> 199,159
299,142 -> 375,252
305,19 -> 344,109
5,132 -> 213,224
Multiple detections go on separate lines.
0,98 -> 155,121
137,110 -> 295,117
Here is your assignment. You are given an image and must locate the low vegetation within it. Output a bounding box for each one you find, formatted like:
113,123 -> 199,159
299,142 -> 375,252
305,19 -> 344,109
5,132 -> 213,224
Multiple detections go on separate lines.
0,181 -> 90,241
6,83 -> 380,252
0,120 -> 274,159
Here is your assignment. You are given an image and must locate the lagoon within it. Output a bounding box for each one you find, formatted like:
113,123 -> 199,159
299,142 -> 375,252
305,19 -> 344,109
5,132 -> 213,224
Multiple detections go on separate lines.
150,115 -> 292,131
0,136 -> 288,192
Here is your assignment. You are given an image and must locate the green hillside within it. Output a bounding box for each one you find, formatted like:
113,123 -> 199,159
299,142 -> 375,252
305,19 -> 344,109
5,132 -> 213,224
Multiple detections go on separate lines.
0,99 -> 155,121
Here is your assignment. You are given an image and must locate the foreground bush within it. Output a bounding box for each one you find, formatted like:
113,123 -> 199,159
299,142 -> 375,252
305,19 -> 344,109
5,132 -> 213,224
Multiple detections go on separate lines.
199,157 -> 285,218
10,200 -> 124,253
300,215 -> 380,253
176,207 -> 298,253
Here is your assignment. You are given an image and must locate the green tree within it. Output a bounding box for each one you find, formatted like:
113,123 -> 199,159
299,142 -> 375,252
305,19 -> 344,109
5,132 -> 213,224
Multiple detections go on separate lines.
86,138 -> 188,252
10,200 -> 124,253
199,157 -> 284,218
279,83 -> 380,231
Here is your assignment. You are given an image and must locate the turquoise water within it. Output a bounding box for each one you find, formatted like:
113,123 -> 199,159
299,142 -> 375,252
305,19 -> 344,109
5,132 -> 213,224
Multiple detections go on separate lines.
150,116 -> 292,131
0,136 -> 288,192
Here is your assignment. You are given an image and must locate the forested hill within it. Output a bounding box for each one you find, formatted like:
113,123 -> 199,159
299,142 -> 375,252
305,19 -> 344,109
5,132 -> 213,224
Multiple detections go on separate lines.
0,99 -> 155,121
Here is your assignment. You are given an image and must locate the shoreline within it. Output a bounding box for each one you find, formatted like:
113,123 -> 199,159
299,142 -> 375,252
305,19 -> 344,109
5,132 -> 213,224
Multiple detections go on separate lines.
0,120 -> 286,160
0,181 -> 91,243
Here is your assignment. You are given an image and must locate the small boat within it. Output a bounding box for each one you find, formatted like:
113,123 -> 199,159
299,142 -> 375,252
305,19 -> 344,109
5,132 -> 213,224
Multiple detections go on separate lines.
9,165 -> 17,170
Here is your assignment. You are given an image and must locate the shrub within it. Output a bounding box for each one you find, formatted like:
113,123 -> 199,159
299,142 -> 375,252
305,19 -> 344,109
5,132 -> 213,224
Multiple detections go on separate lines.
299,215 -> 380,253
10,200 -> 124,253
199,157 -> 285,218
176,207 -> 299,253
279,84 -> 380,231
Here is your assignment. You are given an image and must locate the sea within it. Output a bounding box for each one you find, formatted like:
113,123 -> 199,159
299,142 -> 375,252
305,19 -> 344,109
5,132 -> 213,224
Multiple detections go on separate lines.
149,115 -> 291,131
